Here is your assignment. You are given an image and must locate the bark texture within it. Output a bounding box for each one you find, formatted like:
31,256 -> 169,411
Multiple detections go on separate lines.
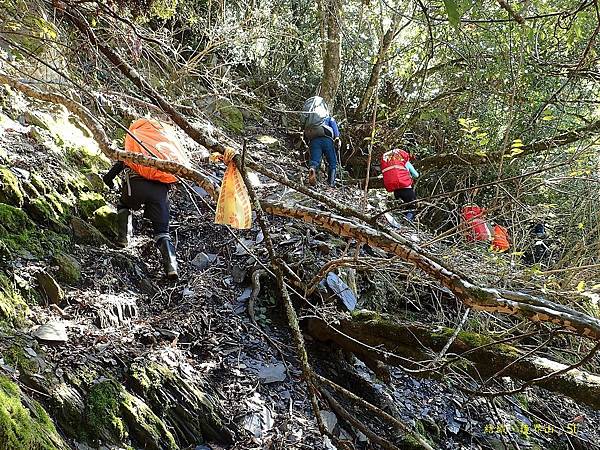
355,14 -> 403,118
307,311 -> 600,409
320,0 -> 342,105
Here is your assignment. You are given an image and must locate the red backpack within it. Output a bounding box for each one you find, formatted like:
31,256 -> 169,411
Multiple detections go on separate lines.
381,149 -> 413,192
462,205 -> 492,241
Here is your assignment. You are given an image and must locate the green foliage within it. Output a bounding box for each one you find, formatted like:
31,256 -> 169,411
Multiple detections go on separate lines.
442,0 -> 461,28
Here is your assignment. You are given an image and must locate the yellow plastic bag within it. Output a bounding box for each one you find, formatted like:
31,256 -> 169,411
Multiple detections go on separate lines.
210,147 -> 252,229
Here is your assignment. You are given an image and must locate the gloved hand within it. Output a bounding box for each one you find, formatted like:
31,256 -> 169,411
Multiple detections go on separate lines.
334,137 -> 341,151
102,172 -> 115,190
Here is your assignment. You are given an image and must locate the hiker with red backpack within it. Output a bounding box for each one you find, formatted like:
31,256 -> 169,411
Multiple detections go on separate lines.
381,148 -> 419,221
301,96 -> 341,187
102,118 -> 188,280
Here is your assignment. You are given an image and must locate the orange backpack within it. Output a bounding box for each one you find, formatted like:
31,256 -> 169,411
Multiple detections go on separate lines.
491,225 -> 510,252
124,118 -> 189,184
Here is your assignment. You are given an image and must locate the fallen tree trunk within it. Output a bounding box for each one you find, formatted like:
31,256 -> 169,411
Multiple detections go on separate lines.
307,310 -> 600,410
262,201 -> 600,341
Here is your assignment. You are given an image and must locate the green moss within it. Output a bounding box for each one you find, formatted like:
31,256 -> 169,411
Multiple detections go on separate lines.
78,192 -> 106,219
129,361 -> 174,394
456,330 -> 495,347
52,253 -> 81,284
66,366 -> 99,390
0,203 -> 32,232
0,375 -> 67,449
27,197 -> 60,224
31,174 -> 49,195
86,380 -> 126,443
47,191 -> 75,216
0,166 -> 24,207
92,205 -> 118,239
0,203 -> 69,260
121,391 -> 177,450
215,100 -> 244,133
0,272 -> 29,325
2,344 -> 38,373
516,393 -> 529,410
66,145 -> 110,172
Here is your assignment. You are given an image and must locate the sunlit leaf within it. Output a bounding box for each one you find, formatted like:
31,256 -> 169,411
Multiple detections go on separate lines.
443,0 -> 461,28
577,281 -> 586,293
542,115 -> 554,121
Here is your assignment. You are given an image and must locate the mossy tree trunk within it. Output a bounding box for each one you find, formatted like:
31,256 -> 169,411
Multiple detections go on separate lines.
307,310 -> 600,409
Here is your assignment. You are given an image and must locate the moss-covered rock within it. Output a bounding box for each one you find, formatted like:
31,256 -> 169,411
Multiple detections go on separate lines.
92,205 -> 118,239
2,343 -> 39,373
23,111 -> 53,130
30,173 -> 49,195
0,203 -> 69,261
66,144 -> 110,172
86,380 -> 127,444
121,391 -> 178,450
215,99 -> 244,133
78,192 -> 106,219
0,166 -> 24,207
0,203 -> 32,232
20,179 -> 41,199
0,374 -> 68,450
26,197 -> 60,224
52,252 -> 81,284
70,217 -> 112,246
128,360 -> 233,445
0,272 -> 29,325
83,171 -> 106,192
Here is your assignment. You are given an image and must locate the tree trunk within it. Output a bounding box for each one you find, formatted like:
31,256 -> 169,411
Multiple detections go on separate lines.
307,311 -> 600,409
320,0 -> 341,106
355,14 -> 403,118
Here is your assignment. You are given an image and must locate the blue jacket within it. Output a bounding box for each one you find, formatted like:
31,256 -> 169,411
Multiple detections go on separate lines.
405,161 -> 419,179
324,117 -> 340,138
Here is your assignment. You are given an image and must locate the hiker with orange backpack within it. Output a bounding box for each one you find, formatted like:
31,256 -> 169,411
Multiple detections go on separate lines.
102,119 -> 189,280
381,148 -> 419,221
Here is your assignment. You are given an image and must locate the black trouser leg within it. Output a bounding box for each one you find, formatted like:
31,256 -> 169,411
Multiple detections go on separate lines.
394,188 -> 417,220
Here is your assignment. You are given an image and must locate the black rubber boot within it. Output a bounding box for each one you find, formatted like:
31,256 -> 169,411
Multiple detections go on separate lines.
157,237 -> 178,280
116,208 -> 131,248
327,167 -> 336,187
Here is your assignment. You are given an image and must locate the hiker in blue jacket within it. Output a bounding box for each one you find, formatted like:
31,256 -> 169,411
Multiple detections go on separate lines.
302,97 -> 341,187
